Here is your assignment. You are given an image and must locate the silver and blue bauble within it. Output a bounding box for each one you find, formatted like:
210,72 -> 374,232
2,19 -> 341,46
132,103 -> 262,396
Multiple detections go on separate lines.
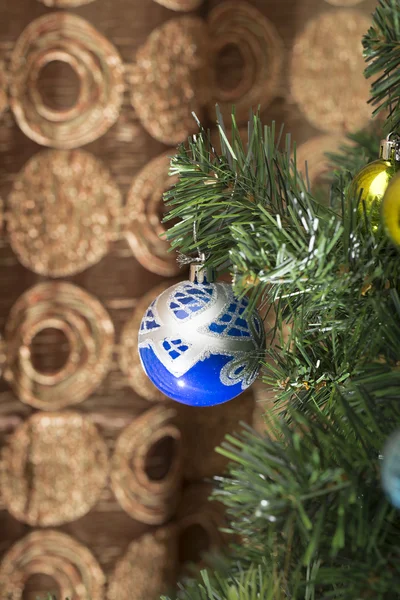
382,430 -> 400,509
138,263 -> 265,407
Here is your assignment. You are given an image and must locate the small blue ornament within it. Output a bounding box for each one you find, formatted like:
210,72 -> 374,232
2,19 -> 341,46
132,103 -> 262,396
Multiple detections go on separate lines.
382,430 -> 400,508
138,263 -> 265,407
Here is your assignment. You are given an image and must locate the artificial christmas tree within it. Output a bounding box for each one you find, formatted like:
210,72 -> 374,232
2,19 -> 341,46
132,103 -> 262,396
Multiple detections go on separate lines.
155,1 -> 400,598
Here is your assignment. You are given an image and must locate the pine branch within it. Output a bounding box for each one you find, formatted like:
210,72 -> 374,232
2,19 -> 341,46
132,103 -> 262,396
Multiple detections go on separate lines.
166,114 -> 400,419
163,565 -> 286,600
162,367 -> 400,600
165,367 -> 400,600
160,3 -> 400,597
363,0 -> 400,134
165,114 -> 337,304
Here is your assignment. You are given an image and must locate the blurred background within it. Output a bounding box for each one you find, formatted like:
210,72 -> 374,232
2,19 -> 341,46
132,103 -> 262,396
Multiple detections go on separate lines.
0,0 -> 377,598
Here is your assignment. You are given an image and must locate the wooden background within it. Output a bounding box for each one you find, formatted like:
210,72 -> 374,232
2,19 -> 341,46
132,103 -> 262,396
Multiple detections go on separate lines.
0,0 -> 377,598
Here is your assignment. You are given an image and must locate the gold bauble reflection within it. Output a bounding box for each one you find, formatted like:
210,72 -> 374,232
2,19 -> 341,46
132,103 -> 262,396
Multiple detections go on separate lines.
382,172 -> 400,245
347,159 -> 397,229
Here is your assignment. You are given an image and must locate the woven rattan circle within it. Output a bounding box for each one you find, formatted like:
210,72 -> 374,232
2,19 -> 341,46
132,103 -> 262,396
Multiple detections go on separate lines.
111,405 -> 182,524
0,411 -> 109,527
0,530 -> 105,600
107,527 -> 177,600
8,150 -> 121,277
177,483 -> 225,560
131,16 -> 209,145
124,152 -> 179,277
290,10 -> 372,133
208,1 -> 283,123
4,282 -> 114,410
10,13 -> 124,148
119,283 -> 171,402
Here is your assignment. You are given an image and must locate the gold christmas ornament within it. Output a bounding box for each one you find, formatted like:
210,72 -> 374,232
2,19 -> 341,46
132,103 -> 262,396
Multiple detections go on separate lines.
382,171 -> 400,245
348,161 -> 394,227
347,134 -> 400,229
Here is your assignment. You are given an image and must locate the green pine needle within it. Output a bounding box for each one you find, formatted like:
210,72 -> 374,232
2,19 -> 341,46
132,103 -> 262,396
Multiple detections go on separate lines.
363,0 -> 400,134
161,0 -> 400,599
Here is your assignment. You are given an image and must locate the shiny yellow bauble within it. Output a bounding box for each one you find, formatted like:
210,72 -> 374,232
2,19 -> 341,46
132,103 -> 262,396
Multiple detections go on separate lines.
382,171 -> 400,245
348,159 -> 397,230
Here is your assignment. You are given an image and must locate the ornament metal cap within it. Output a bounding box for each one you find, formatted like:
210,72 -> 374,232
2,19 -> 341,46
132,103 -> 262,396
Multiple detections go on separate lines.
189,255 -> 216,284
379,133 -> 400,162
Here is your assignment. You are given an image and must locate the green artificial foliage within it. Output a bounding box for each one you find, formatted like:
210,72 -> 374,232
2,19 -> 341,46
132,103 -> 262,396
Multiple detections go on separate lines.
363,0 -> 400,134
161,0 -> 400,598
165,114 -> 400,416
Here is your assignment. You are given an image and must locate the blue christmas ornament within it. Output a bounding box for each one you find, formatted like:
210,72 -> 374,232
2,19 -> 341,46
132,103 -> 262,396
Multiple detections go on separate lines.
138,263 -> 265,407
382,430 -> 400,509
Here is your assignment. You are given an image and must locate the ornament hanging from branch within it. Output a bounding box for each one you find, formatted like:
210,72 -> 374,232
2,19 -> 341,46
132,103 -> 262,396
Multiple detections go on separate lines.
138,258 -> 265,407
347,133 -> 400,229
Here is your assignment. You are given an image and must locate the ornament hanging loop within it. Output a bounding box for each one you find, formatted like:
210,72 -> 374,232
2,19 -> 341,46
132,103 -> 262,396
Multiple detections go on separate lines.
189,214 -> 215,282
190,254 -> 216,284
380,132 -> 400,162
